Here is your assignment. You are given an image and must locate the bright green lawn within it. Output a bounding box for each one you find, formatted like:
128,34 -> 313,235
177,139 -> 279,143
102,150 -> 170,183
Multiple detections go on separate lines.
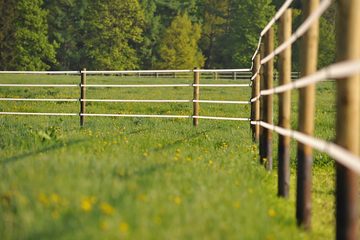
0,74 -> 338,239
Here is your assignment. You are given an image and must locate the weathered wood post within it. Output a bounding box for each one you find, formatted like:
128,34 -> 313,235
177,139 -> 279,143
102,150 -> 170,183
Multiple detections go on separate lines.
193,67 -> 200,127
254,54 -> 261,143
251,54 -> 261,142
278,9 -> 292,198
261,27 -> 274,171
259,43 -> 265,163
80,68 -> 86,127
296,0 -> 319,230
335,1 -> 360,239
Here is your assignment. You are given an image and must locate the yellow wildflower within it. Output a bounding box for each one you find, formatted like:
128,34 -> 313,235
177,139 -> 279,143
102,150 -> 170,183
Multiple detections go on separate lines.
38,193 -> 49,206
119,222 -> 129,234
233,201 -> 241,209
268,208 -> 276,217
173,196 -> 182,205
81,197 -> 96,212
100,202 -> 115,216
50,193 -> 61,205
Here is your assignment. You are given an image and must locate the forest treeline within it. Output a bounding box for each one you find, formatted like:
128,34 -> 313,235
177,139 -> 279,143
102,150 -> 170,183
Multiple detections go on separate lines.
0,0 -> 336,71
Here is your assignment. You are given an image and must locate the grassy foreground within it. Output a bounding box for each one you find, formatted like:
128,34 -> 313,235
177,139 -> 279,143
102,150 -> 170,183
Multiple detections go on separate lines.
0,74 -> 337,239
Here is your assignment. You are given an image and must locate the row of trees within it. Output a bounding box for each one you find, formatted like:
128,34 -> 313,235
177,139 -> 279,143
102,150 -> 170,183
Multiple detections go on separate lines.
0,0 -> 336,71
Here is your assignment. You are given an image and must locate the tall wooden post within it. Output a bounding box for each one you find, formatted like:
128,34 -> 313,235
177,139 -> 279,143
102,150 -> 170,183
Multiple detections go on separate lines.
80,68 -> 86,127
251,54 -> 261,142
193,68 -> 200,127
259,43 -> 265,164
261,27 -> 274,171
278,9 -> 292,198
335,1 -> 360,239
296,0 -> 319,229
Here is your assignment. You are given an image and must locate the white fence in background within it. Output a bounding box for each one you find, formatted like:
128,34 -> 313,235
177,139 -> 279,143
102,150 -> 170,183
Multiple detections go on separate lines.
0,69 -> 252,121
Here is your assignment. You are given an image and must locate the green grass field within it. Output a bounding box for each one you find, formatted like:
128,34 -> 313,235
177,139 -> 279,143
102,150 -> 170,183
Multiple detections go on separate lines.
0,74 -> 338,239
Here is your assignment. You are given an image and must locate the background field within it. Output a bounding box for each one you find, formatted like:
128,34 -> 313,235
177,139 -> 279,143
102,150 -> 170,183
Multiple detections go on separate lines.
0,74 -> 337,239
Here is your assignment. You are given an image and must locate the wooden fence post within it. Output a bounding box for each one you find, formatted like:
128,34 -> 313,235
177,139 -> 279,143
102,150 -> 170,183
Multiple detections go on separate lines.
261,27 -> 274,171
80,68 -> 86,127
193,67 -> 200,127
278,9 -> 292,198
259,43 -> 265,164
251,54 -> 261,142
296,0 -> 319,230
335,1 -> 360,239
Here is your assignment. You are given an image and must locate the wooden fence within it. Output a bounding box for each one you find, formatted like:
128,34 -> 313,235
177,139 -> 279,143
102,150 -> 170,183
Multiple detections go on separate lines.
249,0 -> 359,239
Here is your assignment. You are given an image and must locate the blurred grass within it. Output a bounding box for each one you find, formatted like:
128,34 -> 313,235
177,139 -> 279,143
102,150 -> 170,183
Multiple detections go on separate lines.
0,74 -> 340,239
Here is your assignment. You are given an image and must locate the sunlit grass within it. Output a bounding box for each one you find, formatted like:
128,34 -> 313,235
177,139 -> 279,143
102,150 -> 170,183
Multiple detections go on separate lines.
0,75 -> 337,239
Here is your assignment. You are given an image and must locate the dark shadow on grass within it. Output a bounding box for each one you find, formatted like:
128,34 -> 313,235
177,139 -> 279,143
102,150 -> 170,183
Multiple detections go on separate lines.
125,128 -> 150,136
114,162 -> 169,180
151,127 -> 221,153
1,139 -> 86,165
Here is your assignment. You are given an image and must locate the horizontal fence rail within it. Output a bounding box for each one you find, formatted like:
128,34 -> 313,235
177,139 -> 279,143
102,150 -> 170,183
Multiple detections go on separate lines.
0,98 -> 251,105
0,112 -> 251,121
0,68 -> 252,125
249,0 -> 360,239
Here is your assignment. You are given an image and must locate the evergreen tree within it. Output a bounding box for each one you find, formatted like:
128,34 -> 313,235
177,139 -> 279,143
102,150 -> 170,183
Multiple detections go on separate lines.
157,13 -> 204,69
220,0 -> 275,68
44,0 -> 88,70
82,0 -> 144,70
139,0 -> 161,69
199,0 -> 230,68
0,0 -> 56,70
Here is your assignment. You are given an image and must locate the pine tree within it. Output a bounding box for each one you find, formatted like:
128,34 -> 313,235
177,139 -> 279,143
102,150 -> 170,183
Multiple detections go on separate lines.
199,0 -> 230,68
0,0 -> 56,70
140,0 -> 161,69
220,0 -> 275,68
82,0 -> 144,70
44,0 -> 88,70
157,13 -> 204,69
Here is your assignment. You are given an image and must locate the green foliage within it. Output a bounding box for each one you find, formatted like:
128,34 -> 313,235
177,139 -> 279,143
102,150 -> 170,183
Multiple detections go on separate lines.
318,16 -> 336,68
0,0 -> 339,70
220,0 -> 275,68
44,0 -> 89,70
82,0 -> 144,70
199,0 -> 230,68
0,0 -> 57,70
139,0 -> 161,69
157,13 -> 204,69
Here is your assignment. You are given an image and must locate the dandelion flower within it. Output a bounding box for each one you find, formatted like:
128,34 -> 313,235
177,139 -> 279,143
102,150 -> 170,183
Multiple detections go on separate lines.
81,197 -> 95,212
38,193 -> 49,206
173,196 -> 182,205
100,202 -> 115,216
233,201 -> 241,209
119,222 -> 129,234
268,208 -> 276,217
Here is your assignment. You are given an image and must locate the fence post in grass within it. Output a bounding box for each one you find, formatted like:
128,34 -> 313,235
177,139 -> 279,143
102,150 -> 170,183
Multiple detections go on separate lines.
251,53 -> 261,142
80,68 -> 86,127
259,43 -> 265,164
335,1 -> 360,239
278,9 -> 292,198
296,0 -> 320,230
261,27 -> 274,171
193,67 -> 200,127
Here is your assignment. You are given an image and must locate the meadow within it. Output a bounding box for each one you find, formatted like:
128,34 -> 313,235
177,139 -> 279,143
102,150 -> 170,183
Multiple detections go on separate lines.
0,74 -> 337,239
